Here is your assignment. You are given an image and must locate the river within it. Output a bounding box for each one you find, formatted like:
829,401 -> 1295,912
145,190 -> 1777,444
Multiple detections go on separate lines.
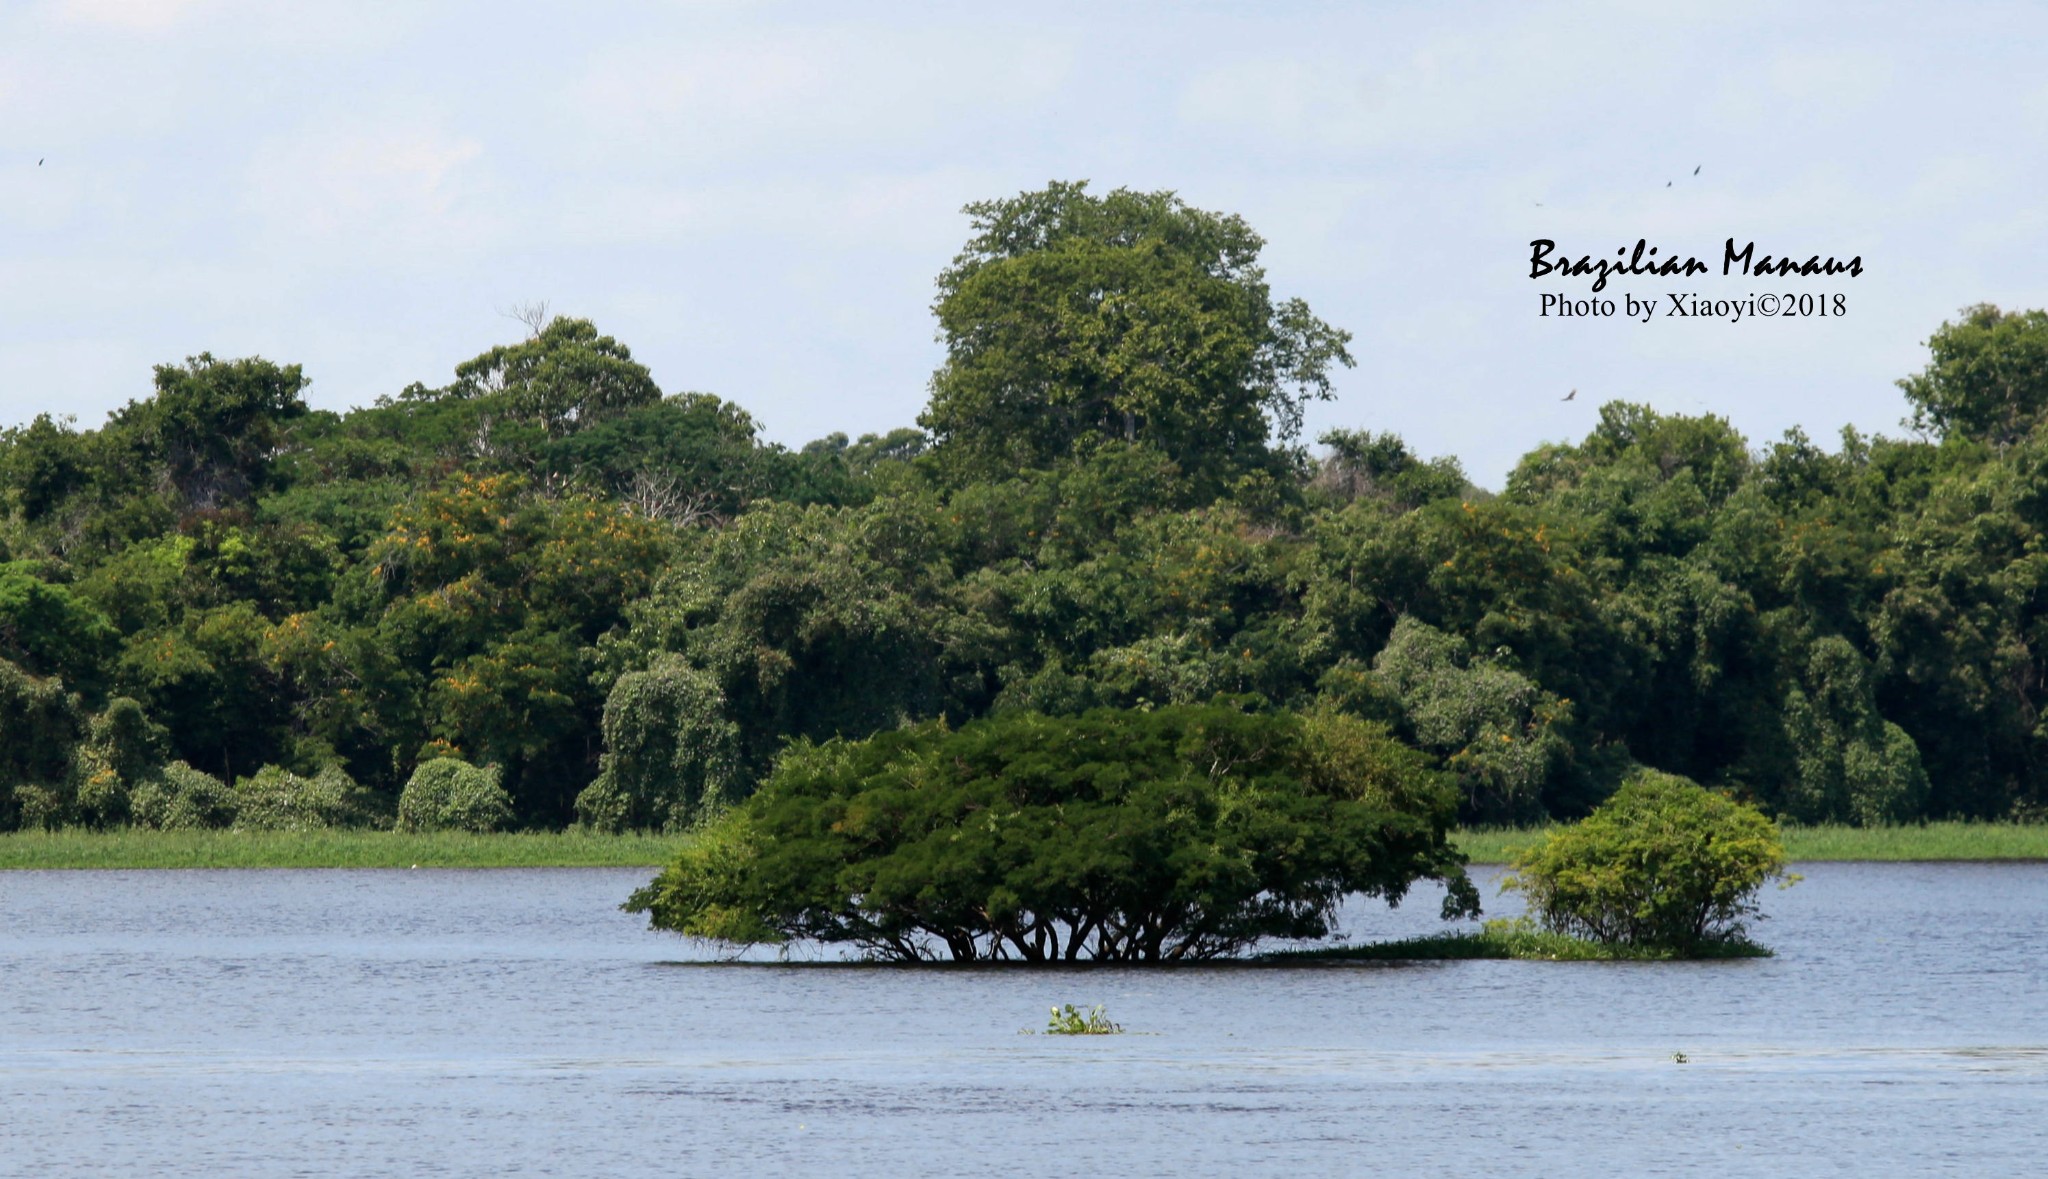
2,863 -> 2044,1176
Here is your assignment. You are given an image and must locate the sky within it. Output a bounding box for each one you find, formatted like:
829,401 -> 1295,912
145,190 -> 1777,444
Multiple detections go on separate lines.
3,0 -> 2046,487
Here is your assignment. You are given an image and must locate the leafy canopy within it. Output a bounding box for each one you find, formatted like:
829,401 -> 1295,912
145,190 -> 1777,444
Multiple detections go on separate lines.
628,703 -> 1476,962
1507,769 -> 1789,953
920,181 -> 1353,495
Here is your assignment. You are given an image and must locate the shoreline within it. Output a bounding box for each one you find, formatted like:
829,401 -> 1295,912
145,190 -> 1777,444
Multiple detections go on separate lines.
1,822 -> 2044,870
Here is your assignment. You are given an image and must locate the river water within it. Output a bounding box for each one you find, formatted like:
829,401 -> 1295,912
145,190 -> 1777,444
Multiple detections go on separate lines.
2,863 -> 2044,1177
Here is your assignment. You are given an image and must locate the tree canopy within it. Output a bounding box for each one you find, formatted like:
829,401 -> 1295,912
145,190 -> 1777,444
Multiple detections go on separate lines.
920,182 -> 1353,496
1,183 -> 2044,840
626,704 -> 1476,961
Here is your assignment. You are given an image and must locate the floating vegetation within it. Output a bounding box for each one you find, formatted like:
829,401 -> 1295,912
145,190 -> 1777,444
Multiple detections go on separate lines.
1042,1004 -> 1123,1035
1263,919 -> 1772,963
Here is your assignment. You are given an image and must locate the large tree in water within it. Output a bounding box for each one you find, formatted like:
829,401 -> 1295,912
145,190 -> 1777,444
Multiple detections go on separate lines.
919,181 -> 1354,497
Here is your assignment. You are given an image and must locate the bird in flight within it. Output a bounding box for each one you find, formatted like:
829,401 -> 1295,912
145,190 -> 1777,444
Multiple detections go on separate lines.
1693,165 -> 1701,175
38,158 -> 44,166
1562,389 -> 1577,401
1665,181 -> 1672,187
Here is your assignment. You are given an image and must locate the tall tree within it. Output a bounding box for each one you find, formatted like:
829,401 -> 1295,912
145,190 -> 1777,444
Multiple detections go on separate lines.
920,182 -> 1353,495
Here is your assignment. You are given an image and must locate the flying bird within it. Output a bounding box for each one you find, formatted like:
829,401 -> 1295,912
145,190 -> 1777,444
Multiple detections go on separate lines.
1665,181 -> 1672,187
38,159 -> 43,166
1563,389 -> 1577,401
1693,165 -> 1701,175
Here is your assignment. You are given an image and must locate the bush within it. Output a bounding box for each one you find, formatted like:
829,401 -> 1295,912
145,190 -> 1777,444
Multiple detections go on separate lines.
1506,769 -> 1788,954
397,757 -> 514,833
69,697 -> 170,827
233,764 -> 385,831
575,656 -> 741,832
628,703 -> 1477,962
129,761 -> 237,830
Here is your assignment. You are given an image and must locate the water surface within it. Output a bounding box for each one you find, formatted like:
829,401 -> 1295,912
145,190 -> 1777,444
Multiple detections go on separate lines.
3,864 -> 2043,1176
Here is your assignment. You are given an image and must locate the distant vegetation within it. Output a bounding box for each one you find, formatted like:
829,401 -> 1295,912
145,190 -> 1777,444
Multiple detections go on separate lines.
7,181 -> 2048,843
0,828 -> 677,869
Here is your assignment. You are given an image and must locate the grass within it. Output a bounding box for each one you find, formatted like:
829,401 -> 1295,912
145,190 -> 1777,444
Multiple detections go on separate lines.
1455,820 -> 2048,864
0,827 -> 684,870
1264,919 -> 1772,963
6,819 -> 2045,870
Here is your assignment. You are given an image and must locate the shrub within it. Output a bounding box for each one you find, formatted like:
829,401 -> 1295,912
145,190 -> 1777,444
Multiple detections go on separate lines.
69,697 -> 170,827
397,757 -> 514,833
233,764 -> 384,831
575,656 -> 742,831
1506,769 -> 1788,953
628,703 -> 1477,962
0,658 -> 83,830
129,761 -> 237,830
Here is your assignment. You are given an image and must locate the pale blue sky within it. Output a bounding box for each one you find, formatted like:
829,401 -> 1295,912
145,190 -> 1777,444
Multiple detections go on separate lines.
4,1 -> 2044,485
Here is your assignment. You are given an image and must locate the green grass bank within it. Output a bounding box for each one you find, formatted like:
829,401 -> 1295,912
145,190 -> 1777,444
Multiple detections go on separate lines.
0,828 -> 683,870
1455,821 -> 2048,865
3,820 -> 2045,870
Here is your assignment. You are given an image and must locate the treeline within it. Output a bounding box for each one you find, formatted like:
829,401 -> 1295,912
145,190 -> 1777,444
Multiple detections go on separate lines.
4,181 -> 2047,833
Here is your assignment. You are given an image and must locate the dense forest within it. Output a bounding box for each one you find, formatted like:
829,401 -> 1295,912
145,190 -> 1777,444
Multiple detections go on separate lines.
4,181 -> 2047,833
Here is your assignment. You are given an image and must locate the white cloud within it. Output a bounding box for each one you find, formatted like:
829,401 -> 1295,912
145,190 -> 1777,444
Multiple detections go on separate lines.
240,119 -> 496,257
52,0 -> 212,33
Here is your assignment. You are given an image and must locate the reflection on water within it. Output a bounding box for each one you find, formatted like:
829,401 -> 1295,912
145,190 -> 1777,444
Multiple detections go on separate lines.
2,864 -> 2045,1176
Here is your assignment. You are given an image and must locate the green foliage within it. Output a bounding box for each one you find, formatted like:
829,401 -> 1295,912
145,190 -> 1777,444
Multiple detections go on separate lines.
397,757 -> 514,833
1269,917 -> 1771,962
1312,430 -> 1469,511
1043,1004 -> 1123,1034
129,761 -> 236,830
1371,617 -> 1575,824
1,658 -> 83,830
68,696 -> 169,826
446,316 -> 662,440
920,181 -> 1352,493
0,561 -> 117,689
233,764 -> 385,831
627,704 -> 1475,962
9,206 -> 2048,840
1780,636 -> 1930,824
0,827 -> 681,869
1506,770 -> 1789,954
1899,304 -> 2048,446
576,656 -> 742,831
121,354 -> 310,510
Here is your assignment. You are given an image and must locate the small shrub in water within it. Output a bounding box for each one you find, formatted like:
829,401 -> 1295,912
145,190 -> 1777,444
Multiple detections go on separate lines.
1044,1004 -> 1122,1035
1507,769 -> 1788,955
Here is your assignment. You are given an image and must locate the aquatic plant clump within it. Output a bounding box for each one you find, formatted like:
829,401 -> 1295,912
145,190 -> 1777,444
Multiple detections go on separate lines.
1044,1004 -> 1122,1035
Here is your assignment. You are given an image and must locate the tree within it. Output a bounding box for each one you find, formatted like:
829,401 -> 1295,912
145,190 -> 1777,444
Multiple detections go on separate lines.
1506,770 -> 1788,954
121,354 -> 311,511
1371,616 -> 1576,824
920,181 -> 1353,493
1899,305 -> 2048,446
575,656 -> 742,831
448,316 -> 662,439
0,561 -> 117,691
627,704 -> 1476,962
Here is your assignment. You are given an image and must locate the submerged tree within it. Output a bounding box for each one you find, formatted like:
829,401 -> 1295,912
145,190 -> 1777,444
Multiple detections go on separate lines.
627,704 -> 1477,962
